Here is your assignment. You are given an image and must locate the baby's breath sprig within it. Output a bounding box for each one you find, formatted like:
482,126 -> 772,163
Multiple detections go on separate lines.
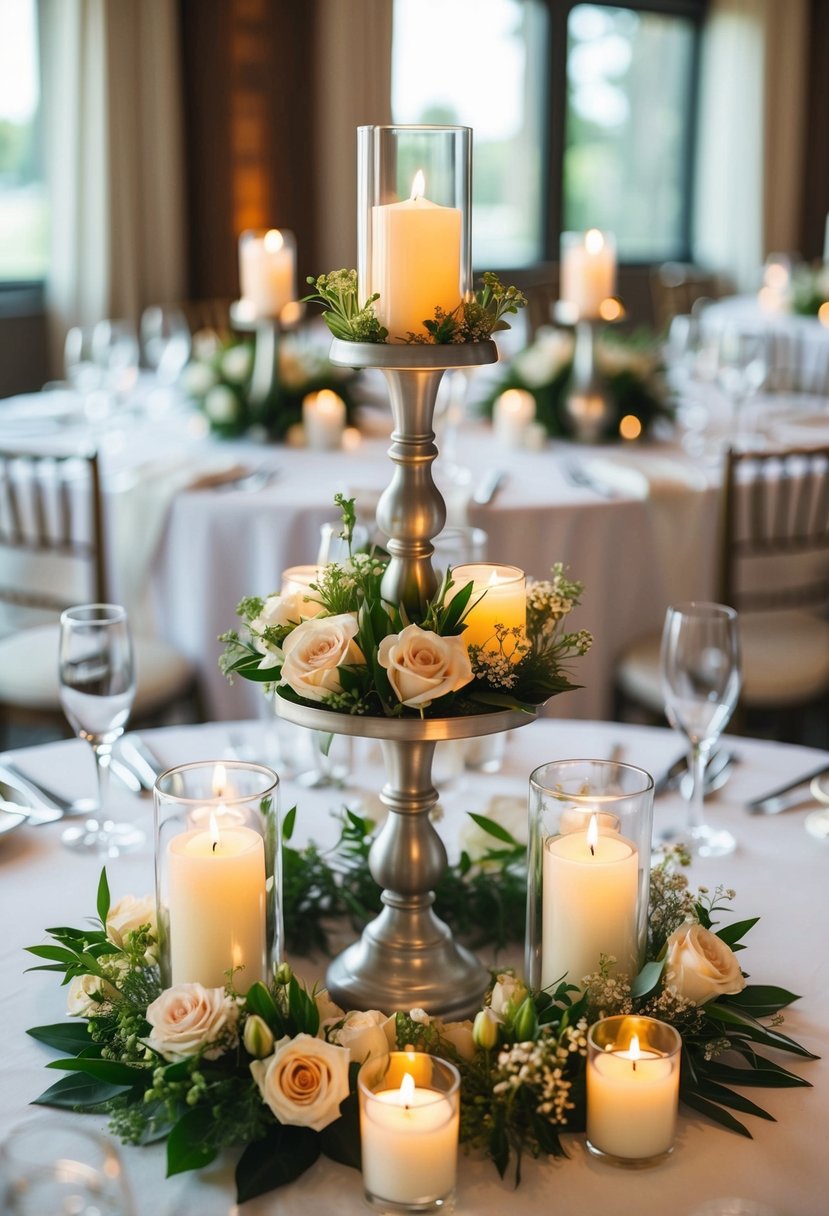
303,269 -> 388,343
403,272 -> 528,345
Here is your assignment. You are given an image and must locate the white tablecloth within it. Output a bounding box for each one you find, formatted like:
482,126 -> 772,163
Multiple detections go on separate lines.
2,718 -> 828,1215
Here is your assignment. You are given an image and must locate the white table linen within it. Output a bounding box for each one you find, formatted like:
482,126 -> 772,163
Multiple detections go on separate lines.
2,717 -> 828,1216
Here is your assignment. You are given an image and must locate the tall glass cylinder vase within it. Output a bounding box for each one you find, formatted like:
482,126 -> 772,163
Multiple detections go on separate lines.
154,761 -> 281,993
357,125 -> 472,343
525,760 -> 654,993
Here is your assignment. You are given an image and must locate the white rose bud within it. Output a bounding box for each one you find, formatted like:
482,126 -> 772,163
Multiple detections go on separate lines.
473,1007 -> 502,1051
377,624 -> 474,708
146,983 -> 239,1062
250,1033 -> 350,1133
664,922 -> 747,1006
489,973 -> 528,1020
280,613 -> 365,703
204,384 -> 239,424
243,1014 -> 275,1059
331,1009 -> 389,1065
106,894 -> 156,949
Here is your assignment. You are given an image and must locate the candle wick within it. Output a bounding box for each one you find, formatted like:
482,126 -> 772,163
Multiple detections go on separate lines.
632,1059 -> 637,1072
212,840 -> 218,853
589,843 -> 595,857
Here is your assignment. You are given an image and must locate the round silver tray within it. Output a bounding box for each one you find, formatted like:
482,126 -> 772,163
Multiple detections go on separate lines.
274,695 -> 535,742
328,337 -> 498,372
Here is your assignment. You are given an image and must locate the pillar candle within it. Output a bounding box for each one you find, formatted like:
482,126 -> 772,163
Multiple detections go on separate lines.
450,563 -> 525,654
587,1031 -> 679,1161
239,228 -> 296,319
360,1073 -> 459,1205
167,820 -> 266,991
302,389 -> 346,450
541,815 -> 638,988
560,230 -> 617,320
370,171 -> 462,341
493,388 -> 536,448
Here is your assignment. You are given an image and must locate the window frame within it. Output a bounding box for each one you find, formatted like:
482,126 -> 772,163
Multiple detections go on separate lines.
538,0 -> 706,269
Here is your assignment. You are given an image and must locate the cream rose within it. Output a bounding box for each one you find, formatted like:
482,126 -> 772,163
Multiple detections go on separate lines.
664,922 -> 747,1005
250,1033 -> 350,1132
279,614 -> 364,702
106,894 -> 157,948
315,989 -> 345,1026
252,591 -> 325,670
66,972 -> 121,1017
377,624 -> 473,709
489,972 -> 529,1020
330,1009 -> 389,1065
146,984 -> 239,1061
438,1018 -> 476,1062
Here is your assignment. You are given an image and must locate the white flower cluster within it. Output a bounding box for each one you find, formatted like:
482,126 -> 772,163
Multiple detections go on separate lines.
492,1018 -> 588,1123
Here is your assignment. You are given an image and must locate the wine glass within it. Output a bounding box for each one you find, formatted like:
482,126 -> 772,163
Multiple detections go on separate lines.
140,305 -> 192,385
1,1117 -> 135,1215
92,319 -> 140,412
58,604 -> 144,855
715,328 -> 768,449
660,602 -> 741,858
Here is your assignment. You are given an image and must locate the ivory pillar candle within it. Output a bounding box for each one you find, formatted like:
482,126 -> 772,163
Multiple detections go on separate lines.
560,229 -> 617,320
493,388 -> 536,448
239,228 -> 296,319
541,815 -> 638,988
167,820 -> 266,991
302,389 -> 346,450
370,172 -> 462,341
359,1058 -> 460,1209
586,1017 -> 681,1163
451,563 -> 525,654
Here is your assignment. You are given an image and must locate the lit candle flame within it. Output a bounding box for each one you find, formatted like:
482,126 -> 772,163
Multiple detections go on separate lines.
585,228 -> 604,255
212,763 -> 227,799
587,813 -> 599,857
410,170 -> 426,202
398,1072 -> 416,1108
263,229 -> 284,254
210,811 -> 220,854
629,1033 -> 641,1071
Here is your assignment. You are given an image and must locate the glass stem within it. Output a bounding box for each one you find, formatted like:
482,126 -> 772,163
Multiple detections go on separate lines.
92,742 -> 112,820
688,742 -> 707,835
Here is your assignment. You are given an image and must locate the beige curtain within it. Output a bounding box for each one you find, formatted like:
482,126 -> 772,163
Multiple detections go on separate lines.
693,0 -> 809,290
38,0 -> 186,372
313,0 -> 393,273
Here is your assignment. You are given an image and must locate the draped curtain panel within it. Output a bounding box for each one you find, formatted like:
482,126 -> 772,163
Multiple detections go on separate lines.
38,0 -> 186,372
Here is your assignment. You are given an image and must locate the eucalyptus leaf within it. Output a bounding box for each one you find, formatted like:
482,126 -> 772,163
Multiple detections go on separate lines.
631,958 -> 666,999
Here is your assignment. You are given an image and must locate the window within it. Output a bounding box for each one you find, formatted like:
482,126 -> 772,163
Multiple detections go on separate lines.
0,0 -> 47,283
391,0 -> 702,268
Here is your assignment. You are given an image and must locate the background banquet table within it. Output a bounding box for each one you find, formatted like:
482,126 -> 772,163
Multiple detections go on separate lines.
2,717 -> 828,1216
1,380 -> 735,723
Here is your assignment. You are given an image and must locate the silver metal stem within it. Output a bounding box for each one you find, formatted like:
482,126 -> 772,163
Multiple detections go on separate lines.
564,319 -> 613,442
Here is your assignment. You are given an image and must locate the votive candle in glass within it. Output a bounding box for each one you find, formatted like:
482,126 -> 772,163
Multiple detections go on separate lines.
586,1015 -> 681,1166
358,1052 -> 460,1214
493,388 -> 536,448
450,563 -> 525,654
302,389 -> 346,450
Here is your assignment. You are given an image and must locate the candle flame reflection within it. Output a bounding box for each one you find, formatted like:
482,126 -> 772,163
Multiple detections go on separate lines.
398,1072 -> 416,1108
410,170 -> 426,202
212,763 -> 227,798
587,813 -> 599,856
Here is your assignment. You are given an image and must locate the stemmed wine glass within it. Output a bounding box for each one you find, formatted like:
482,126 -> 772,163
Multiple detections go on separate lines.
58,604 -> 144,855
660,602 -> 741,858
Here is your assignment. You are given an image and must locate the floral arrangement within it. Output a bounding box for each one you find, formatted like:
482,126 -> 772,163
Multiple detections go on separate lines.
26,848 -> 814,1202
304,269 -> 527,345
179,329 -> 358,440
219,497 -> 592,719
478,325 -> 674,441
790,262 -> 829,317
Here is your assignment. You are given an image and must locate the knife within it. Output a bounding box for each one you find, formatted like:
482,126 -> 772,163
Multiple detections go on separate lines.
746,764 -> 829,815
118,736 -> 163,791
472,469 -> 505,506
653,753 -> 688,796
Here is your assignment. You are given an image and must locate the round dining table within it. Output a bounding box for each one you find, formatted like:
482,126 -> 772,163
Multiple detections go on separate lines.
2,716 -> 827,1215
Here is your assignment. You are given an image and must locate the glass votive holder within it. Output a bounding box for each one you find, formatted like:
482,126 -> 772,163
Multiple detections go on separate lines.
237,227 -> 297,320
586,1015 -> 681,1166
358,1052 -> 461,1215
525,759 -> 654,992
154,760 -> 281,993
357,124 -> 471,343
449,563 -> 525,655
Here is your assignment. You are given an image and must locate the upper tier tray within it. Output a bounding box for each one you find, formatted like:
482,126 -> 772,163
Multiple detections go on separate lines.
328,338 -> 498,372
274,695 -> 535,742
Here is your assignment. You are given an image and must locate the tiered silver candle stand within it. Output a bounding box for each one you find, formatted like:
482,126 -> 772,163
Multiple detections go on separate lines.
275,339 -> 537,1019
229,301 -> 305,408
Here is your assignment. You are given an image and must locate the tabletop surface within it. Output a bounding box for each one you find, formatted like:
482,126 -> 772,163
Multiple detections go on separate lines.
2,716 -> 828,1216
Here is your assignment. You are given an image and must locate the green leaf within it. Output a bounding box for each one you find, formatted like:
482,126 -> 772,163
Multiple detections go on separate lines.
282,805 -> 297,842
235,1125 -> 320,1203
694,1079 -> 775,1121
702,1059 -> 811,1089
26,945 -> 81,965
45,1057 -> 149,1086
33,1072 -> 134,1110
727,985 -> 800,1016
27,1022 -> 92,1054
716,917 -> 759,947
705,1004 -> 819,1058
245,981 -> 279,1027
631,958 -> 666,1000
319,1092 -> 361,1170
679,1088 -> 752,1138
288,976 -> 320,1036
167,1108 -> 218,1176
96,867 -> 111,927
465,812 -> 519,846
